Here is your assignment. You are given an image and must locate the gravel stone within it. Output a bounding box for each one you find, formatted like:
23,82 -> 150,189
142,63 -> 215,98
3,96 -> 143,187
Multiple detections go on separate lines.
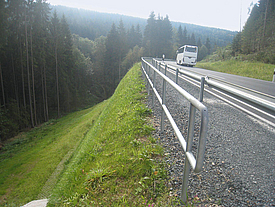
145,68 -> 275,206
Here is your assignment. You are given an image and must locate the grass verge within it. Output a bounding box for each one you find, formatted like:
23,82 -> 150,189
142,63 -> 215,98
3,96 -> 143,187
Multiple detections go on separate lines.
196,60 -> 275,81
48,63 -> 168,206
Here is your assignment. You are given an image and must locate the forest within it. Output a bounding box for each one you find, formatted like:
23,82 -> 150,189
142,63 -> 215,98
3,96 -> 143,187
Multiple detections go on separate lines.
231,0 -> 275,64
52,5 -> 236,55
0,0 -> 237,141
0,0 -> 96,140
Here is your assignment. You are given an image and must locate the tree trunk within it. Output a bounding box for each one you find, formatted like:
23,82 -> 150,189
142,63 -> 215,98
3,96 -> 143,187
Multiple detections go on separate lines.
41,66 -> 46,122
25,7 -> 34,128
0,63 -> 5,109
43,64 -> 49,121
262,0 -> 269,49
20,37 -> 26,109
30,25 -> 37,126
11,55 -> 20,111
55,38 -> 60,118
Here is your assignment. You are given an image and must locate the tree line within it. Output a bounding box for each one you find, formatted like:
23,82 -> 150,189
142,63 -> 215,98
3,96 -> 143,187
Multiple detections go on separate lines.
0,2 -> 220,141
231,0 -> 275,63
0,0 -> 94,140
53,5 -> 236,54
142,12 -> 211,60
0,0 -> 145,141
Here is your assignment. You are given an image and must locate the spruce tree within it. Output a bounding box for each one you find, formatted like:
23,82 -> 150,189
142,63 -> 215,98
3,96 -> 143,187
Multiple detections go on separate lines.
105,23 -> 120,95
190,33 -> 196,46
50,10 -> 60,118
205,37 -> 211,54
177,25 -> 184,46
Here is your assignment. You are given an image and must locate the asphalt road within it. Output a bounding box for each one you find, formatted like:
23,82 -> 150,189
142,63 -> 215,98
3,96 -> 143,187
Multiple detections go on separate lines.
165,60 -> 275,97
160,60 -> 275,127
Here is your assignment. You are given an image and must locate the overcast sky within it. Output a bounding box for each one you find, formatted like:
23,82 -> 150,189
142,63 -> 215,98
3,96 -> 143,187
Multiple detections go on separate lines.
46,0 -> 255,31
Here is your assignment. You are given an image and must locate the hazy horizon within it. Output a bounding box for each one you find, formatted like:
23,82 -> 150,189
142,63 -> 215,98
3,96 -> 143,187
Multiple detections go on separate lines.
46,0 -> 255,32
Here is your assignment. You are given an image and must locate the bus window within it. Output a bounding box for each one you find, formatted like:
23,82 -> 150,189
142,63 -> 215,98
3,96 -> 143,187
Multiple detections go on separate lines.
177,47 -> 184,53
185,46 -> 197,53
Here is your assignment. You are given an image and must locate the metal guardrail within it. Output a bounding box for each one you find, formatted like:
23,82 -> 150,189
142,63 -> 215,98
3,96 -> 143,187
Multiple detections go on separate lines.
152,58 -> 275,113
141,57 -> 209,203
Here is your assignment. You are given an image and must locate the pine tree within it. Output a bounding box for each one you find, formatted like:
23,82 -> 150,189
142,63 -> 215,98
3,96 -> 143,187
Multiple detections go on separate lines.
127,25 -> 136,49
198,45 -> 208,61
144,12 -> 173,58
197,37 -> 202,47
50,10 -> 60,118
60,14 -> 74,112
205,37 -> 211,54
93,36 -> 107,99
105,23 -> 120,95
0,0 -> 7,108
183,26 -> 188,45
32,0 -> 51,122
161,15 -> 173,58
135,24 -> 142,47
190,33 -> 196,46
177,25 -> 184,46
144,12 -> 157,57
117,19 -> 128,81
231,32 -> 242,55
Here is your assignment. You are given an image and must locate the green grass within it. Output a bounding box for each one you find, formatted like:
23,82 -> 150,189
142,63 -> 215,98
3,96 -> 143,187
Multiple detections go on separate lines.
0,63 -> 171,206
0,103 -> 105,206
196,59 -> 275,81
48,63 -> 168,206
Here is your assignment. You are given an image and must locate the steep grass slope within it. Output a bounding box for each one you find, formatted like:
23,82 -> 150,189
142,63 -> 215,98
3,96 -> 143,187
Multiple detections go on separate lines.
0,103 -> 106,206
0,63 -> 168,206
48,63 -> 167,206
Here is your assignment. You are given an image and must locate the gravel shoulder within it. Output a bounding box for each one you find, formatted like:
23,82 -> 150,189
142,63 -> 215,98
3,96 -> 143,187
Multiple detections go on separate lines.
145,68 -> 275,206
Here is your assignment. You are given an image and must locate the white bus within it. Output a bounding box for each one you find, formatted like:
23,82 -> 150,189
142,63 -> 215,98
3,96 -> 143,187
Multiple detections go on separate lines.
176,45 -> 198,67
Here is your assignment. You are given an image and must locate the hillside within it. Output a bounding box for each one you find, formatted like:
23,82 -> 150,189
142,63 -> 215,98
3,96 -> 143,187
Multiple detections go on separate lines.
0,63 -> 170,206
52,5 -> 236,48
195,0 -> 275,80
231,0 -> 275,64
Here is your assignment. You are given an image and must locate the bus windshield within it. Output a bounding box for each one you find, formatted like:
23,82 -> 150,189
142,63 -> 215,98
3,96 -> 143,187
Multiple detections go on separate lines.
185,46 -> 197,53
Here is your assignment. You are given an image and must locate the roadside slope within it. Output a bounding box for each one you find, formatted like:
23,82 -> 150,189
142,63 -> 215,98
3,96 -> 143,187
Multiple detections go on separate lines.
48,63 -> 168,206
1,63 -> 170,207
0,103 -> 106,206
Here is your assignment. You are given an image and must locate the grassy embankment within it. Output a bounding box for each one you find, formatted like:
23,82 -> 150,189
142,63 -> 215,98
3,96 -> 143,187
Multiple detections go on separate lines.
0,63 -> 170,206
196,60 -> 275,81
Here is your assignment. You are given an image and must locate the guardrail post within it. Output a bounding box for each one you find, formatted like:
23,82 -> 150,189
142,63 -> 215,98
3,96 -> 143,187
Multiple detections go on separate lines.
158,62 -> 160,71
273,69 -> 275,82
160,69 -> 167,132
161,65 -> 168,132
199,77 -> 205,102
152,69 -> 156,106
181,103 -> 196,203
142,62 -> 145,79
176,68 -> 179,84
147,65 -> 151,95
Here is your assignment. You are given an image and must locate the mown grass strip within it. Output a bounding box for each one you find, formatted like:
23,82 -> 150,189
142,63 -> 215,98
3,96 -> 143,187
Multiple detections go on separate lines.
196,60 -> 275,81
0,104 -> 105,206
48,63 -> 169,206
